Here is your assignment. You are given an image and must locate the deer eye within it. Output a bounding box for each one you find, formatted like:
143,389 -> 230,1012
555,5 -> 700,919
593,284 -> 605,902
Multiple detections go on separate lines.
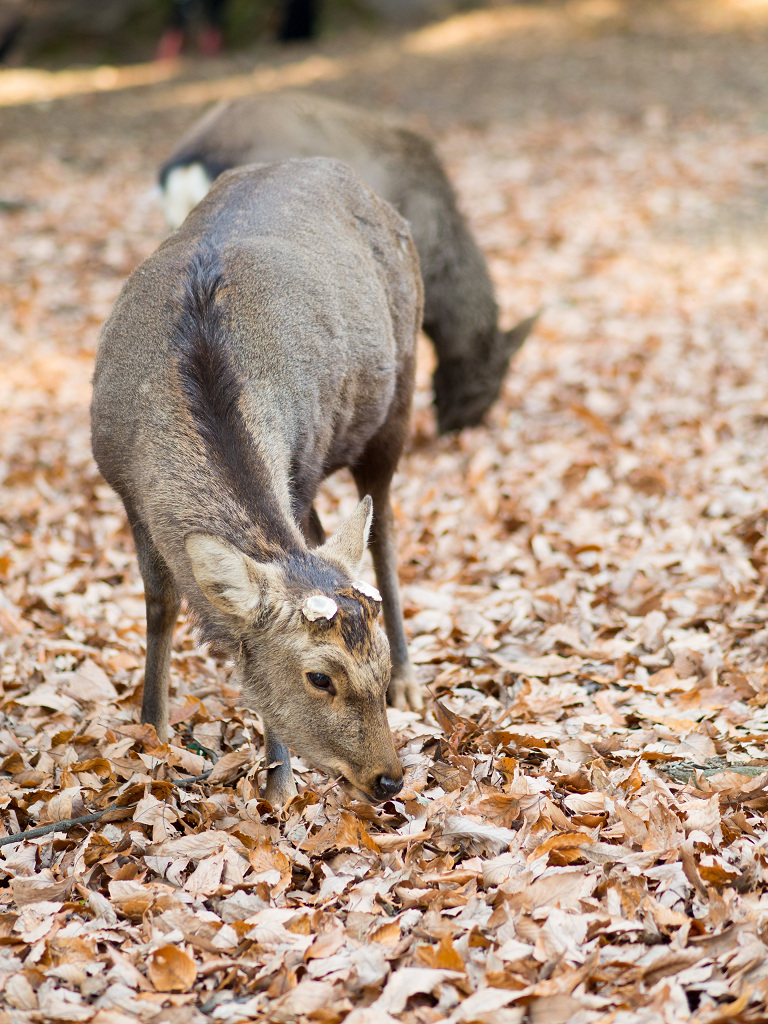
307,672 -> 336,695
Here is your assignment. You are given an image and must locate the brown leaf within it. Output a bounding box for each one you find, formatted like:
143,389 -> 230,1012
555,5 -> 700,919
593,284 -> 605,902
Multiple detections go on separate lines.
371,829 -> 432,851
39,786 -> 86,823
370,920 -> 401,945
184,851 -> 225,896
531,832 -> 594,864
148,945 -> 197,992
59,658 -> 118,702
416,934 -> 465,972
304,922 -> 345,961
11,877 -> 73,906
301,810 -> 380,855
248,839 -> 292,897
206,749 -> 253,785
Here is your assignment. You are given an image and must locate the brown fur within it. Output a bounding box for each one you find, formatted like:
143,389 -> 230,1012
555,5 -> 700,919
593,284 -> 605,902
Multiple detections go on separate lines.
91,157 -> 423,804
159,91 -> 537,433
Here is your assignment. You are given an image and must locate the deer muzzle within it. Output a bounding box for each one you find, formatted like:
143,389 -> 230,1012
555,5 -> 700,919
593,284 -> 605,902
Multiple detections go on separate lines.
342,757 -> 404,804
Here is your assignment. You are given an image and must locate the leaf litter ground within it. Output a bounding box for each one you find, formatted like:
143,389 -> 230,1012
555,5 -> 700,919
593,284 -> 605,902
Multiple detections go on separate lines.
2,4 -> 768,1022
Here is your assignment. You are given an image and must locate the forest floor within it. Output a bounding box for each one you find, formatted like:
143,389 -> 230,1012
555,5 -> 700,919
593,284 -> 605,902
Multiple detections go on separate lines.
2,1 -> 768,1022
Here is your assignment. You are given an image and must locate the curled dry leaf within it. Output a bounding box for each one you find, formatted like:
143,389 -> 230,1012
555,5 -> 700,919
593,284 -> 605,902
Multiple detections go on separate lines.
39,786 -> 86,823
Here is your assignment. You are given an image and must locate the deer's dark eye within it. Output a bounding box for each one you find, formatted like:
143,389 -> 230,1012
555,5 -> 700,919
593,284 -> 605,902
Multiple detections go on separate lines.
307,672 -> 335,695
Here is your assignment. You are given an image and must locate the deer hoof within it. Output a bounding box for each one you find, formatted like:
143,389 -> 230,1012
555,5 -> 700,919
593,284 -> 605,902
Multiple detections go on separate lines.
388,673 -> 423,712
405,677 -> 424,712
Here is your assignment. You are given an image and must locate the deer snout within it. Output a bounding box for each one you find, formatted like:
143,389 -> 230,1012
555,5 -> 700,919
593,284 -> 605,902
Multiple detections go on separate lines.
363,751 -> 404,801
372,772 -> 404,801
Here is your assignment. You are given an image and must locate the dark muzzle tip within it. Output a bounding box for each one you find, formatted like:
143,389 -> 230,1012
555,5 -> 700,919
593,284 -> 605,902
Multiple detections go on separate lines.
373,773 -> 404,801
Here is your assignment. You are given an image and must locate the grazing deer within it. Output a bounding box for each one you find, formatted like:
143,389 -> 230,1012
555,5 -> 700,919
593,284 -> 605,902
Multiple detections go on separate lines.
91,157 -> 423,805
159,91 -> 537,434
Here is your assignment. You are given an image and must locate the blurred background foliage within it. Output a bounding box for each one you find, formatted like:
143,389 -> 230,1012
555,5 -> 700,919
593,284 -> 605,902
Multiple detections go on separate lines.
0,0 -> 483,66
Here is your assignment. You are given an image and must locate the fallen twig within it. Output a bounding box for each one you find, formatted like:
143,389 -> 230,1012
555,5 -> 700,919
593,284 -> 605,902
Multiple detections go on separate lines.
174,767 -> 215,787
0,767 -> 218,848
0,807 -> 135,848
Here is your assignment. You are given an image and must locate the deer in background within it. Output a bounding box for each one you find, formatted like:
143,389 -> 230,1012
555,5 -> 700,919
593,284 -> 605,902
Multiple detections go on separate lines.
159,91 -> 537,434
92,157 -> 423,805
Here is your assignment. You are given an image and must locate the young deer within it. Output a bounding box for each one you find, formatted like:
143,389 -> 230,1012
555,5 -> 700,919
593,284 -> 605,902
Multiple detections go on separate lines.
159,91 -> 537,434
91,157 -> 423,805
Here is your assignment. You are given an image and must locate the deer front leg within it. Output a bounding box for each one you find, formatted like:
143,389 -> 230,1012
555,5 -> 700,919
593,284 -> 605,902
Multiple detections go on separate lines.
263,725 -> 298,806
130,518 -> 180,744
359,487 -> 422,711
373,498 -> 422,711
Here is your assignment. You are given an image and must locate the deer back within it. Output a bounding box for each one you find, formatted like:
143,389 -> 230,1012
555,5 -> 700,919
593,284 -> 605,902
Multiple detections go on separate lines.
93,157 -> 421,639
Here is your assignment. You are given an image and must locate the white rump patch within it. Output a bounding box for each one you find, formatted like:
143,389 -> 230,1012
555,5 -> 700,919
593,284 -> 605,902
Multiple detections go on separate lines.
161,163 -> 213,228
353,580 -> 382,603
302,595 -> 338,621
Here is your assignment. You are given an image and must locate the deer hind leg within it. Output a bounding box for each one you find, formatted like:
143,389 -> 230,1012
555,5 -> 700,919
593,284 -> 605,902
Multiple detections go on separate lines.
129,515 -> 180,743
263,725 -> 298,806
352,455 -> 422,712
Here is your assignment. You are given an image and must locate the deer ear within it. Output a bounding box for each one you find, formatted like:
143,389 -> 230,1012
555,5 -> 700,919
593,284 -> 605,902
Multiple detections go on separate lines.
185,534 -> 281,619
316,496 -> 373,576
501,310 -> 540,363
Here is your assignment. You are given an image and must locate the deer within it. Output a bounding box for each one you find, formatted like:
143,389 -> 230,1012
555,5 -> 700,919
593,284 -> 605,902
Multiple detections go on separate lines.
158,91 -> 537,434
91,157 -> 424,806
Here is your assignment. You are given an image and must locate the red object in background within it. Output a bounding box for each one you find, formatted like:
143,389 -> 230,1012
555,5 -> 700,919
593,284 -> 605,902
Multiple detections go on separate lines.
156,27 -> 185,59
199,25 -> 222,56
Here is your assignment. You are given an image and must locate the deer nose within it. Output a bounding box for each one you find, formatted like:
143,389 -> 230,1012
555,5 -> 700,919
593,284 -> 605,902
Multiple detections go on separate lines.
373,773 -> 403,801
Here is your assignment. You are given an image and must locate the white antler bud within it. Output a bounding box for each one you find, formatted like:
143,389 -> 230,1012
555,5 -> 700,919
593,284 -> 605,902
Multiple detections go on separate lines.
353,580 -> 381,603
302,595 -> 338,621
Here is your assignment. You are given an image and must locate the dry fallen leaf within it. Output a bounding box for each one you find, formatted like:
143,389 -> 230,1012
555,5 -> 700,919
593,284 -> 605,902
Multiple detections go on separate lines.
148,945 -> 197,992
205,748 -> 253,785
